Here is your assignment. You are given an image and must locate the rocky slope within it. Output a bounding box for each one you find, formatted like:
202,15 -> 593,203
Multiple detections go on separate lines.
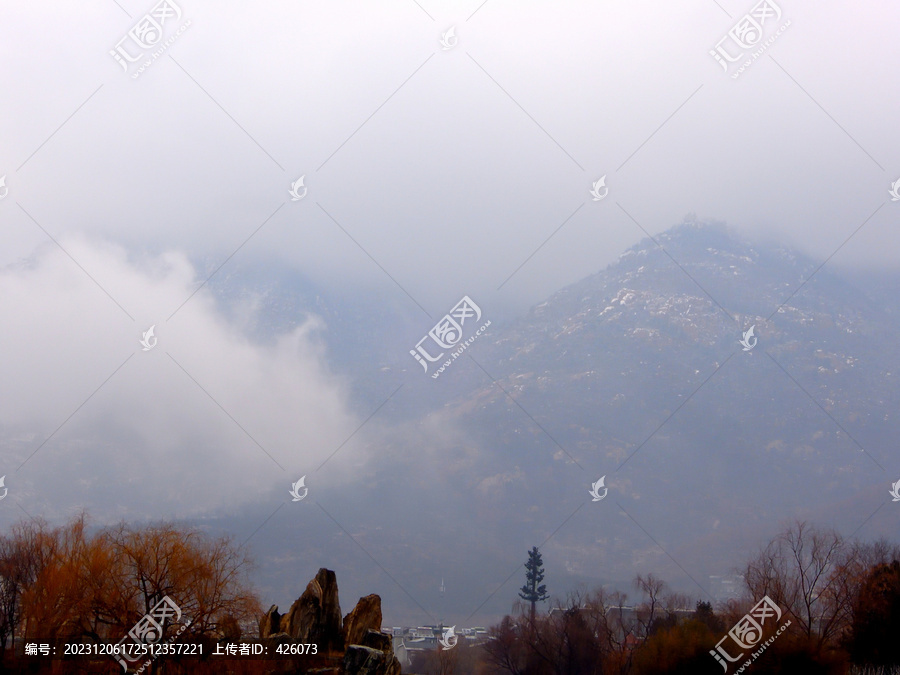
227,221 -> 900,626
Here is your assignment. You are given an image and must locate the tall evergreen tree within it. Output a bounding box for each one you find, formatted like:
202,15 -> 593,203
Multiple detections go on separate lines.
518,546 -> 549,623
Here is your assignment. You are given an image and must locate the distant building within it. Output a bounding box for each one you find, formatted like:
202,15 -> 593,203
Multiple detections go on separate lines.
391,636 -> 413,668
389,623 -> 491,663
709,574 -> 744,605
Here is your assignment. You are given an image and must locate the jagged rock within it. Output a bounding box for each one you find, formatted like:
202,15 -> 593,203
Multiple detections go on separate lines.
343,596 -> 401,673
259,604 -> 282,639
260,569 -> 400,673
343,645 -> 400,675
343,594 -> 382,646
361,629 -> 392,653
361,630 -> 401,675
281,568 -> 344,653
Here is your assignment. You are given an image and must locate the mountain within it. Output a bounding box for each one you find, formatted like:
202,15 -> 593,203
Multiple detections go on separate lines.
421,219 -> 898,595
465,218 -> 897,488
206,221 -> 900,627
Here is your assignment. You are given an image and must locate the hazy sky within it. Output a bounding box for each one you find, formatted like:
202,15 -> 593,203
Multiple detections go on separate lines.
2,0 -> 900,623
2,1 -> 898,316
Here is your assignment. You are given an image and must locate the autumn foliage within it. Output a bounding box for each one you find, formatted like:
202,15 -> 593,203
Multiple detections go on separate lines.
472,523 -> 900,675
0,513 -> 261,672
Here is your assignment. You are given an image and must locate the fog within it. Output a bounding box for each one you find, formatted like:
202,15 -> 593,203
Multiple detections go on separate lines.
2,0 -> 900,630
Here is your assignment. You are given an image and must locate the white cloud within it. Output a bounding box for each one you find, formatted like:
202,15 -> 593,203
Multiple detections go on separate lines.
0,237 -> 358,520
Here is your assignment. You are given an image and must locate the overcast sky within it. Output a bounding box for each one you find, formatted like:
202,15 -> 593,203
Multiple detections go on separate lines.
2,1 -> 899,313
1,0 -> 899,588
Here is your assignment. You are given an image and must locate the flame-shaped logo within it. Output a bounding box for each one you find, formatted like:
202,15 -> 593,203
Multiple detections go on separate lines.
289,176 -> 307,201
890,178 -> 900,202
440,26 -> 458,50
0,475 -> 6,500
739,325 -> 757,351
890,480 -> 900,502
590,176 -> 608,201
0,175 -> 8,200
140,325 -> 158,351
589,476 -> 608,502
439,625 -> 458,650
289,476 -> 308,502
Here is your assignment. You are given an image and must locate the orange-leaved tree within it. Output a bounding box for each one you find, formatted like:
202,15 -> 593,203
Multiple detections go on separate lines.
0,513 -> 261,649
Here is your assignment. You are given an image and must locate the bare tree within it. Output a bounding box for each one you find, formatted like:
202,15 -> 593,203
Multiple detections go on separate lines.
633,574 -> 667,638
104,521 -> 261,639
596,589 -> 637,675
745,521 -> 851,649
0,522 -> 47,656
499,589 -> 600,675
483,614 -> 527,675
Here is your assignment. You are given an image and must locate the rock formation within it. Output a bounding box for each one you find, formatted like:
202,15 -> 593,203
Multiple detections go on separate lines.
261,568 -> 401,674
343,629 -> 401,675
342,594 -> 382,647
260,604 -> 282,639
283,568 -> 344,653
